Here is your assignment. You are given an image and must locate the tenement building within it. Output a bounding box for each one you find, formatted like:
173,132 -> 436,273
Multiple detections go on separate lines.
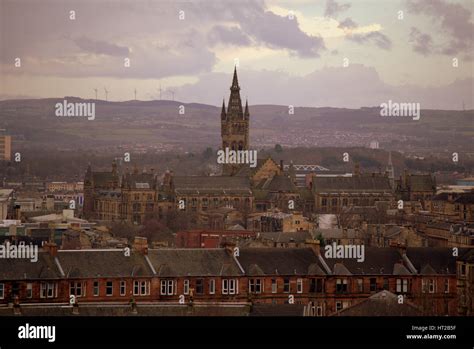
0,241 -> 468,316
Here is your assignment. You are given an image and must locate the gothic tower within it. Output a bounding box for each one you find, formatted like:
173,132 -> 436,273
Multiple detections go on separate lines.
221,67 -> 250,175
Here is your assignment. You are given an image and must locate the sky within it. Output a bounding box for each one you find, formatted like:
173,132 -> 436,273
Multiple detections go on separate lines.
0,0 -> 473,109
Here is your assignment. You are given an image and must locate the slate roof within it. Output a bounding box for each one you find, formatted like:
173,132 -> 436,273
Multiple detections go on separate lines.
57,250 -> 153,278
256,175 -> 298,192
174,176 -> 251,194
312,176 -> 391,193
259,231 -> 312,244
122,173 -> 157,189
313,228 -> 359,239
458,248 -> 474,263
0,253 -> 61,280
237,248 -> 321,276
407,174 -> 435,192
92,172 -> 118,187
405,247 -> 463,275
147,249 -> 242,277
323,247 -> 404,275
235,158 -> 277,177
334,291 -> 422,316
454,193 -> 474,204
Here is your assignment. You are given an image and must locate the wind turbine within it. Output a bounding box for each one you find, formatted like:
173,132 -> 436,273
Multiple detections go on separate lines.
158,84 -> 163,100
104,87 -> 109,102
93,88 -> 98,100
134,88 -> 137,100
168,89 -> 175,101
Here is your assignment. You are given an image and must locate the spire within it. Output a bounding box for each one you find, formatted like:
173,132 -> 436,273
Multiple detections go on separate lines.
388,151 -> 393,166
221,99 -> 226,120
231,65 -> 239,90
227,66 -> 244,118
244,99 -> 249,118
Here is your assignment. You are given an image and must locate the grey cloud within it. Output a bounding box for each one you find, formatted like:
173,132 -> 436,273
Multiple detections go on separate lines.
325,0 -> 351,18
234,10 -> 325,58
207,25 -> 252,46
337,16 -> 392,50
338,17 -> 357,29
171,65 -> 473,110
407,0 -> 473,55
348,32 -> 392,50
409,27 -> 433,55
73,37 -> 130,56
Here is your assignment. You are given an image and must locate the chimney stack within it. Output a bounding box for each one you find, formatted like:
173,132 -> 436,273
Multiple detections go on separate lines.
43,242 -> 58,257
222,241 -> 237,256
132,236 -> 148,255
305,239 -> 321,256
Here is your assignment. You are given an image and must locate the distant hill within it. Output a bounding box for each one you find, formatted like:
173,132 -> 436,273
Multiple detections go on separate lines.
0,98 -> 472,153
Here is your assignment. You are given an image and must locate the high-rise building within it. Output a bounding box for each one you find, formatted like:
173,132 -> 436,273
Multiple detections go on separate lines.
0,129 -> 11,161
221,67 -> 250,175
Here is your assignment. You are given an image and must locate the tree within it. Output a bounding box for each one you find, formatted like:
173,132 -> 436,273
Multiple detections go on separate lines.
202,147 -> 213,159
274,144 -> 283,153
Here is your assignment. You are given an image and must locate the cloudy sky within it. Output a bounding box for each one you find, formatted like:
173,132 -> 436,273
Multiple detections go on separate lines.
0,0 -> 473,109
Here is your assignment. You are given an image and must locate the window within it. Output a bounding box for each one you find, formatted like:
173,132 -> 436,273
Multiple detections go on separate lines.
0,284 -> 4,299
222,279 -> 237,295
106,281 -> 113,296
209,279 -> 215,295
342,198 -> 348,206
196,279 -> 204,295
460,264 -> 466,276
26,283 -> 33,299
133,281 -> 150,296
336,279 -> 348,293
69,282 -> 85,297
422,279 -> 435,293
444,279 -> 449,293
283,278 -> 290,293
93,281 -> 99,296
331,198 -> 338,206
396,279 -> 408,293
357,278 -> 363,293
297,279 -> 303,294
383,278 -> 389,290
134,281 -> 140,295
160,280 -> 174,295
336,301 -> 343,312
370,278 -> 377,292
309,279 -> 324,293
271,279 -> 277,293
249,279 -> 262,294
184,280 -> 190,295
429,279 -> 435,293
316,305 -> 323,316
321,198 -> 327,206
120,281 -> 126,296
40,282 -> 56,298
